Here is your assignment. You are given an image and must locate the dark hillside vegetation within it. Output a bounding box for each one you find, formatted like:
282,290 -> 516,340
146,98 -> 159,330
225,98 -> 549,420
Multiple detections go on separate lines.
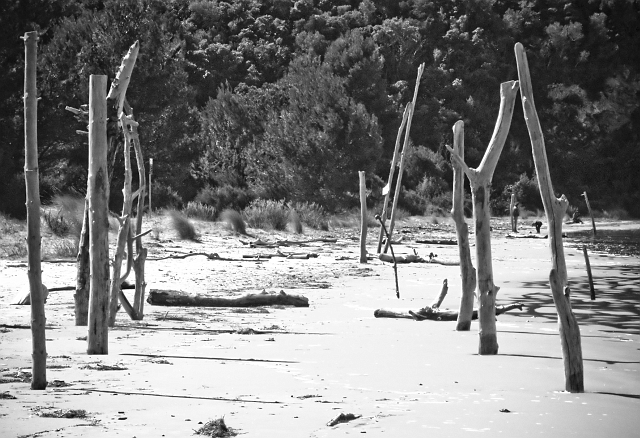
1,0 -> 638,218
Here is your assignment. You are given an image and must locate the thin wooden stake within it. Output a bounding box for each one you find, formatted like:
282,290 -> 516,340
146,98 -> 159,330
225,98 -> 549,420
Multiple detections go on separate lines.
23,31 -> 47,389
582,246 -> 595,300
359,171 -> 368,263
149,158 -> 154,218
581,191 -> 596,236
87,74 -> 110,355
384,63 -> 425,253
377,105 -> 410,253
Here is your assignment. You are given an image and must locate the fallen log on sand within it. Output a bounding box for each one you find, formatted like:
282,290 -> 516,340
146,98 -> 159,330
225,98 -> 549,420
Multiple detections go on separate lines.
374,303 -> 523,321
147,289 -> 309,307
378,253 -> 459,266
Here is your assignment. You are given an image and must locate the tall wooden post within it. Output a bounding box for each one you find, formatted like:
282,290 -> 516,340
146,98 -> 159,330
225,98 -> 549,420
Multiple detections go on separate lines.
74,201 -> 90,325
148,158 -> 153,218
510,193 -> 517,232
377,105 -> 410,253
23,31 -> 47,390
450,121 -> 477,331
87,75 -> 110,355
515,42 -> 584,392
359,171 -> 368,263
447,81 -> 520,354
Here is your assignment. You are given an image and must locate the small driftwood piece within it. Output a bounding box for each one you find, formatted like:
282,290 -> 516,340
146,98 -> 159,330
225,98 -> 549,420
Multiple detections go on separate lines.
415,239 -> 457,245
147,289 -> 309,307
243,238 -> 338,248
327,413 -> 361,427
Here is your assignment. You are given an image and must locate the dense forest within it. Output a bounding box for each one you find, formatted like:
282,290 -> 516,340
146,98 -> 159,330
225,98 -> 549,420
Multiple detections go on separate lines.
1,0 -> 639,219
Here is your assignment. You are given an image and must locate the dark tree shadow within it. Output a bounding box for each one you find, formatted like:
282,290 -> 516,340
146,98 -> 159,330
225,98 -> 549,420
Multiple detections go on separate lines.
514,263 -> 640,335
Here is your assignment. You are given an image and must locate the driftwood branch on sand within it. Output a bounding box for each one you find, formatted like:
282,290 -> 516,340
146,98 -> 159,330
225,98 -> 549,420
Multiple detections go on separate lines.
147,289 -> 309,307
373,279 -> 523,321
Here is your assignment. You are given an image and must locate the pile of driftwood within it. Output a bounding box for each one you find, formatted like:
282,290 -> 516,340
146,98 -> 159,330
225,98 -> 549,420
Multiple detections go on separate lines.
374,279 -> 523,321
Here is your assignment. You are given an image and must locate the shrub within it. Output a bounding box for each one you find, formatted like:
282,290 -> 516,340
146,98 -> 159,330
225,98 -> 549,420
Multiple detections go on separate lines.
243,199 -> 288,231
195,185 -> 254,213
288,209 -> 303,234
499,173 -> 543,215
220,209 -> 247,235
289,201 -> 328,230
43,210 -> 72,237
151,183 -> 182,210
46,194 -> 84,237
183,201 -> 217,221
168,210 -> 198,240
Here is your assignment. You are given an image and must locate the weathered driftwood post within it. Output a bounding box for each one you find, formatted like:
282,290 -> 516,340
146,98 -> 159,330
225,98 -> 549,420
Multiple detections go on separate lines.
377,105 -> 410,253
384,63 -> 425,253
581,191 -> 596,236
106,41 -> 139,326
23,31 -> 47,390
359,171 -> 368,263
447,80 -> 520,354
87,74 -> 110,354
450,121 -> 477,331
75,200 -> 90,325
510,193 -> 517,232
515,42 -> 584,392
148,157 -> 154,218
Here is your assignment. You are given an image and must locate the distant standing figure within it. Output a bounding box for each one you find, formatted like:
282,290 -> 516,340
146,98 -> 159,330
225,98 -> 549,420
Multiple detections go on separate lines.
532,220 -> 543,233
512,203 -> 520,232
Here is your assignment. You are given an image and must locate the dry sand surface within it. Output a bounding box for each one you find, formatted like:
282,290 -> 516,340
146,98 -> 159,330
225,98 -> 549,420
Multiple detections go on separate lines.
1,216 -> 639,437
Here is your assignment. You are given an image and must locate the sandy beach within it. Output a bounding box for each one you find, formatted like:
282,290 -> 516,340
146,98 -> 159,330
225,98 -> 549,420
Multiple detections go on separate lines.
1,216 -> 638,437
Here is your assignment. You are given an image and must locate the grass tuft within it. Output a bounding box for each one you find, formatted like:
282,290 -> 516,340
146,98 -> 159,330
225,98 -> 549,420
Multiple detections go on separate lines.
220,209 -> 247,235
183,201 -> 217,221
195,417 -> 237,437
168,210 -> 198,241
288,209 -> 303,234
289,201 -> 328,230
243,199 -> 288,231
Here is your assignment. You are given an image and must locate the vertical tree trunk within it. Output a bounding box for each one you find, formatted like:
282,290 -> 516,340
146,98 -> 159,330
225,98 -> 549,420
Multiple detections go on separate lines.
359,171 -> 368,263
23,31 -> 47,390
377,105 -> 410,253
384,63 -> 424,253
451,121 -> 477,331
87,75 -> 110,355
74,200 -> 90,325
515,42 -> 584,392
447,81 -> 520,355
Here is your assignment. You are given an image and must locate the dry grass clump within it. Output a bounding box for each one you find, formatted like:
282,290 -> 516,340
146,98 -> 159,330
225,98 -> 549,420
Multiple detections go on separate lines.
195,417 -> 237,437
43,239 -> 78,259
168,210 -> 198,241
288,209 -> 303,234
45,194 -> 84,237
183,201 -> 217,221
37,408 -> 87,418
220,209 -> 247,235
290,201 -> 328,230
243,199 -> 288,231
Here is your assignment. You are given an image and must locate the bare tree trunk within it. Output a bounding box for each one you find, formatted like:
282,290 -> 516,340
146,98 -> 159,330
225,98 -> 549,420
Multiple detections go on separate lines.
359,171 -> 368,263
384,63 -> 425,253
450,121 -> 477,331
23,31 -> 47,390
87,75 -> 110,355
74,200 -> 90,325
377,105 -> 410,253
447,81 -> 520,355
515,43 -> 584,392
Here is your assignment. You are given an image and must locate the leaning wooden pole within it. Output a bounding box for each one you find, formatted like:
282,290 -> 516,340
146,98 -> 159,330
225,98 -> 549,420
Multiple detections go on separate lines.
581,191 -> 596,236
515,42 -> 584,392
359,171 -> 368,263
23,31 -> 47,390
450,121 -> 477,331
384,63 -> 425,253
87,75 -> 110,355
446,81 -> 520,354
377,105 -> 410,253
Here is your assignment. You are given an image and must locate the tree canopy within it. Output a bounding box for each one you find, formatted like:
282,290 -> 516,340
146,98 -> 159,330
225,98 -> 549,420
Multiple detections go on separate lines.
1,0 -> 638,217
